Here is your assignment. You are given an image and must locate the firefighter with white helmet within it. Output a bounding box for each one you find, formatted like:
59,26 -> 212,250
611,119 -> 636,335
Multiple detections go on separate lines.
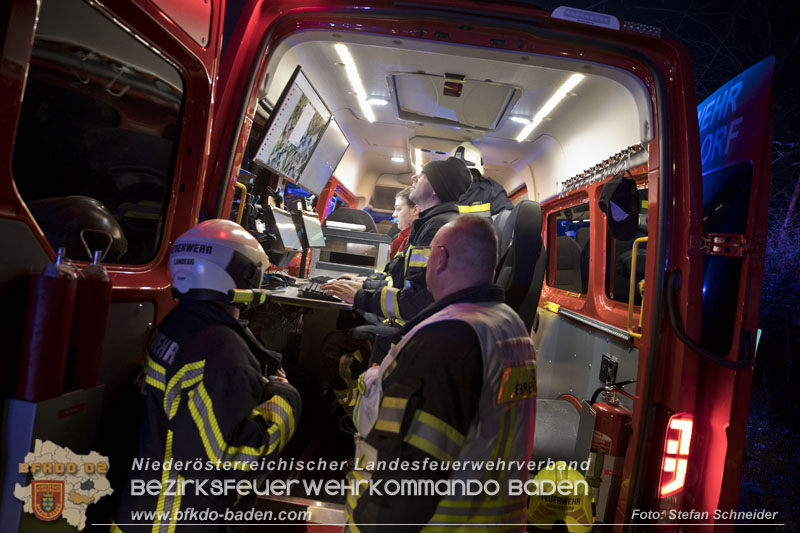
114,219 -> 300,532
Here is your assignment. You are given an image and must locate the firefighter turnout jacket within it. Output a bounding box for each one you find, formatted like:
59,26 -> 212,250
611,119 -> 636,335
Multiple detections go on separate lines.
354,201 -> 460,325
345,285 -> 537,532
114,300 -> 300,532
457,176 -> 513,217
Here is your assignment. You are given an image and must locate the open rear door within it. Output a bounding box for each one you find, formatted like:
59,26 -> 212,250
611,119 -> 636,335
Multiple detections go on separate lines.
668,57 -> 775,517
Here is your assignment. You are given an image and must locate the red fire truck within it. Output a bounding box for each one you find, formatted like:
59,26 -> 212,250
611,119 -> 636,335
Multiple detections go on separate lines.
0,1 -> 774,531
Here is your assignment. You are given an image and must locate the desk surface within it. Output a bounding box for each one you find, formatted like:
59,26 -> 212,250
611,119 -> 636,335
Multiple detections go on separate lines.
266,286 -> 352,311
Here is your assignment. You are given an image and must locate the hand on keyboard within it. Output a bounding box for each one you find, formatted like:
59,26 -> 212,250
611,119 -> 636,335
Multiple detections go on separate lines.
319,279 -> 362,304
300,281 -> 342,302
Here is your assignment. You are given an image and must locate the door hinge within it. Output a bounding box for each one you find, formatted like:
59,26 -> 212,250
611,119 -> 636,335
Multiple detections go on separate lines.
689,233 -> 754,257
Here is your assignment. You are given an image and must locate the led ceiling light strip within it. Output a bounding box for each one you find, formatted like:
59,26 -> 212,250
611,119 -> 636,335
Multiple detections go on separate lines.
515,73 -> 584,142
414,148 -> 423,174
335,44 -> 376,123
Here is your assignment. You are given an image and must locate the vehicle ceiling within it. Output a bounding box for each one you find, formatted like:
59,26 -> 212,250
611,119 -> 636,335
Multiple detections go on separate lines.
265,31 -> 652,206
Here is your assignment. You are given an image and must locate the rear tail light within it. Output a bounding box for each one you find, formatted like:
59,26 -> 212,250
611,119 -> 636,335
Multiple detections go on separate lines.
659,413 -> 694,497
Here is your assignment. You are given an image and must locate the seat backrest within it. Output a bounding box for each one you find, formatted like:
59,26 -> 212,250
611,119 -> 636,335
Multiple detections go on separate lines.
323,207 -> 378,233
493,200 -> 547,331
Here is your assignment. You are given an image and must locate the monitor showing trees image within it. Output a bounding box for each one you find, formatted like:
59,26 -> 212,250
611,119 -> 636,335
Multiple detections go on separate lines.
254,67 -> 331,182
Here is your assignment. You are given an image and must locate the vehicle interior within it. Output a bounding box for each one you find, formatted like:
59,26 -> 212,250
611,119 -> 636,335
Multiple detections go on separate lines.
7,0 -> 661,522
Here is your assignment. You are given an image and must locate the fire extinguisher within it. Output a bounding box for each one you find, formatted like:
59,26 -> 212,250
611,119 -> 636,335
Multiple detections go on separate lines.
586,381 -> 634,523
65,248 -> 113,391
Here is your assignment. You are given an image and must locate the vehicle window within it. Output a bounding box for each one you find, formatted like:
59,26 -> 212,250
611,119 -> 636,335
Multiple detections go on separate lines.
547,201 -> 590,294
12,0 -> 184,265
605,187 -> 649,305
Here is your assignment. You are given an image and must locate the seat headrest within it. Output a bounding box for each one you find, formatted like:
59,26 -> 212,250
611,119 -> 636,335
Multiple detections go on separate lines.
324,207 -> 378,233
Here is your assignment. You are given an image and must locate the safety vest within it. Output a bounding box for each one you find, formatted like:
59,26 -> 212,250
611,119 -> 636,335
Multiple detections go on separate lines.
348,301 -> 537,532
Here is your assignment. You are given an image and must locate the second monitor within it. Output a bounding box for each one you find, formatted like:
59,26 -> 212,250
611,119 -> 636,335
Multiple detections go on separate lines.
294,211 -> 325,249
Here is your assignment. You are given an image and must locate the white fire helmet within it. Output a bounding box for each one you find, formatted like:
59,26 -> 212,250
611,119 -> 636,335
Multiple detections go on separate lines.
450,141 -> 484,176
169,219 -> 269,300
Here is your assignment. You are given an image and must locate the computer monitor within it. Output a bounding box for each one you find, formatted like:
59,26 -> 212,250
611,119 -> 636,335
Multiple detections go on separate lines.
296,119 -> 350,196
266,206 -> 302,251
301,212 -> 326,248
254,66 -> 331,182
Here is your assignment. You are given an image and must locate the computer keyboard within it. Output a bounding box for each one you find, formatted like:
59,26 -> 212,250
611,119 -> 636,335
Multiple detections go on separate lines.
299,281 -> 341,302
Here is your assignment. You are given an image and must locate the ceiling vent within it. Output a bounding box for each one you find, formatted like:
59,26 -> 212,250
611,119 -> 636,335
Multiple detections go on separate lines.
388,72 -> 520,131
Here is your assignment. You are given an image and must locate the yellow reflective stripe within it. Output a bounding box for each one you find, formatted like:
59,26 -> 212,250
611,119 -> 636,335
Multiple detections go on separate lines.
374,419 -> 401,433
111,523 -> 125,533
375,395 -> 408,434
344,470 -> 367,531
167,474 -> 183,533
148,357 -> 166,375
407,247 -> 431,268
381,396 -> 408,410
152,429 -> 174,533
187,382 -> 280,469
145,374 -> 165,391
255,395 -> 296,451
163,361 -> 205,420
380,286 -> 401,320
458,202 -> 491,214
145,357 -> 166,391
641,200 -> 649,208
404,410 -> 465,462
229,289 -> 268,305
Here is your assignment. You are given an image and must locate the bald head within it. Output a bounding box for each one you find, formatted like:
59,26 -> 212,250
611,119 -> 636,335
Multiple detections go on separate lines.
426,215 -> 498,301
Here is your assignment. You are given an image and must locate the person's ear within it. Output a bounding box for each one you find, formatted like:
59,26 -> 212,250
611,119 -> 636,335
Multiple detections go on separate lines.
412,205 -> 420,216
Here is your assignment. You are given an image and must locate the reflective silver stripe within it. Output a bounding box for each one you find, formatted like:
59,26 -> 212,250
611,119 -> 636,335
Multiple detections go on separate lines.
404,410 -> 464,462
381,286 -> 400,319
407,247 -> 430,268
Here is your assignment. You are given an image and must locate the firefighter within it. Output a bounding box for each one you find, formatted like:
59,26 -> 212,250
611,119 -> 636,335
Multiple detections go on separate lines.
453,141 -> 513,217
320,157 -> 471,408
113,219 -> 300,532
345,215 -> 537,531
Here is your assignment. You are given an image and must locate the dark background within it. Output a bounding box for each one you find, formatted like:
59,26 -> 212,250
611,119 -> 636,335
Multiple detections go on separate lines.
527,1 -> 800,530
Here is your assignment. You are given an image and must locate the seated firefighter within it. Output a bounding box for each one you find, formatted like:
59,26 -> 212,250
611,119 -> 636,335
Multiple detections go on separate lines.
320,157 -> 472,407
344,215 -> 537,531
114,219 -> 300,532
452,141 -> 513,217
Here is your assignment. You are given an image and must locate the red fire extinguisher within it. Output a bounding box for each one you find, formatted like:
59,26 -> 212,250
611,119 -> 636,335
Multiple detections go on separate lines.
587,382 -> 634,523
65,249 -> 113,391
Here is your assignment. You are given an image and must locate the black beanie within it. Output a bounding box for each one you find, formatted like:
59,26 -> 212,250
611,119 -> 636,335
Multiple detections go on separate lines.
422,157 -> 472,203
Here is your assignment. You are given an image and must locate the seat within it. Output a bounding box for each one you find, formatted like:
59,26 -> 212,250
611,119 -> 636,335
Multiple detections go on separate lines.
323,207 -> 378,233
375,219 -> 395,235
555,236 -> 583,293
493,200 -> 547,331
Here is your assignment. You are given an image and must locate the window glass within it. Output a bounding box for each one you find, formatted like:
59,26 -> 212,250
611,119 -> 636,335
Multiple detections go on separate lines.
605,187 -> 648,305
548,202 -> 590,293
12,0 -> 184,264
